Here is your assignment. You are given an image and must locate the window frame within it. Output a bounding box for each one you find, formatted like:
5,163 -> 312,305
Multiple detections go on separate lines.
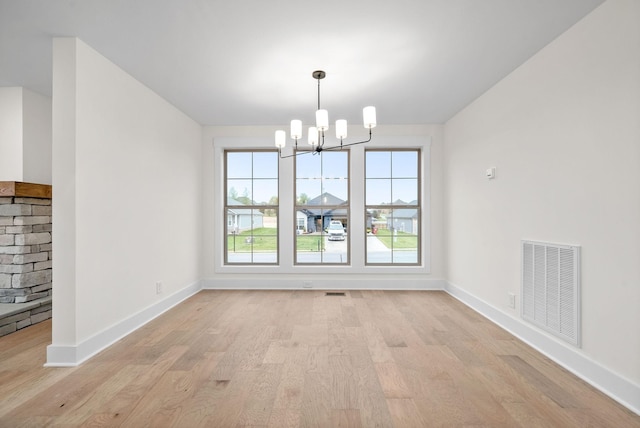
294,149 -> 351,265
224,149 -> 279,265
364,148 -> 422,266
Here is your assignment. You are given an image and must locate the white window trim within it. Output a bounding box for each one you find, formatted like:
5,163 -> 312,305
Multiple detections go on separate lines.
212,135 -> 431,275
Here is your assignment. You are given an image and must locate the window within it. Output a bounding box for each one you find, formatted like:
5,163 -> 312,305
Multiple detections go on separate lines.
295,150 -> 349,264
224,150 -> 278,264
365,149 -> 420,264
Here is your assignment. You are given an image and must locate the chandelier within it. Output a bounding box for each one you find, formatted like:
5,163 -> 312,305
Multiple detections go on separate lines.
275,70 -> 376,158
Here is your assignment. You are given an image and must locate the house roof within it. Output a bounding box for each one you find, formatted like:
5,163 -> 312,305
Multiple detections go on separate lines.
227,197 -> 263,216
306,192 -> 347,206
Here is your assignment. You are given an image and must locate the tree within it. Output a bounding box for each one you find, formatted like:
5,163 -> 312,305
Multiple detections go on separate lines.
297,193 -> 309,204
236,188 -> 252,205
264,196 -> 279,217
228,187 -> 238,200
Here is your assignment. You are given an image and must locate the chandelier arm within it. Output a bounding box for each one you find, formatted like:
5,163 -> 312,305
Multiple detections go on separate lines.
321,129 -> 373,151
278,148 -> 315,159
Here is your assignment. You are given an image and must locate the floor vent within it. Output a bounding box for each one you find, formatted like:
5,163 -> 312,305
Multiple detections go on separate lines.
522,240 -> 581,347
325,292 -> 346,296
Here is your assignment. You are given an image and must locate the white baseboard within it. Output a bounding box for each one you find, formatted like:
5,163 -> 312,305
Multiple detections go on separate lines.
202,277 -> 446,290
444,281 -> 640,416
45,280 -> 202,367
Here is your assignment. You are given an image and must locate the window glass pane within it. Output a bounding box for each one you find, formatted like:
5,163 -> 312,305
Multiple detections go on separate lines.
226,210 -> 278,264
322,151 -> 348,179
227,179 -> 253,204
253,152 -> 278,178
392,178 -> 418,205
366,178 -> 391,205
366,151 -> 391,178
367,233 -> 392,263
227,152 -> 253,178
253,179 -> 278,205
366,211 -> 419,264
296,178 -> 322,203
322,178 -> 348,204
390,208 -> 419,263
296,152 -> 321,178
392,151 -> 418,178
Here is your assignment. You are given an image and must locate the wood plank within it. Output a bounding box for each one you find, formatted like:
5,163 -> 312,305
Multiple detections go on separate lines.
386,398 -> 427,427
331,409 -> 362,427
374,362 -> 413,399
329,354 -> 359,410
236,363 -> 283,426
267,408 -> 301,427
0,181 -> 52,198
271,344 -> 307,410
499,355 -> 581,409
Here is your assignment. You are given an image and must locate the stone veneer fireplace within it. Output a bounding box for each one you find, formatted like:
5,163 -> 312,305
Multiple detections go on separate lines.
0,181 -> 52,335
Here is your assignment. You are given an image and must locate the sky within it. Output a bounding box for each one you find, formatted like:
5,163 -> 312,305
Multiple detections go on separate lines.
227,150 -> 419,205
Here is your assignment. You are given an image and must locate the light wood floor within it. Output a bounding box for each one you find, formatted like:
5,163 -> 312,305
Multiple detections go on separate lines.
1,290 -> 638,427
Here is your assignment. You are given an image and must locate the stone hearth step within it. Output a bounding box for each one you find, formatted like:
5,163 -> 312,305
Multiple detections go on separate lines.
0,296 -> 52,337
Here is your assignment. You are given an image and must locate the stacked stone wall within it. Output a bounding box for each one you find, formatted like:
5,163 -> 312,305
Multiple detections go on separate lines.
0,197 -> 53,303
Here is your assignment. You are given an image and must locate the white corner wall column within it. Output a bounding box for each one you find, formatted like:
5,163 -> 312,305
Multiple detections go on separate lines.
48,37 -> 203,366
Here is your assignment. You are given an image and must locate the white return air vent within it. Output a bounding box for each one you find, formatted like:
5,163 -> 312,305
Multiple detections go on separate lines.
522,240 -> 581,347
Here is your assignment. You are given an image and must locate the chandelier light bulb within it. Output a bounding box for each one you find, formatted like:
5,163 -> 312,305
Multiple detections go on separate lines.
363,106 -> 377,129
336,120 -> 348,140
308,126 -> 319,146
275,130 -> 286,148
316,109 -> 329,131
290,120 -> 302,140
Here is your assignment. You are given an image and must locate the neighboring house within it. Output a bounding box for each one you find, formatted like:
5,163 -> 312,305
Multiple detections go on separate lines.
302,192 -> 348,232
388,208 -> 418,234
296,210 -> 307,234
227,197 -> 263,233
387,200 -> 418,234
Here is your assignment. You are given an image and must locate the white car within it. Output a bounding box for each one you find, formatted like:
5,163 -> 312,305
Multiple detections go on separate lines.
327,221 -> 346,241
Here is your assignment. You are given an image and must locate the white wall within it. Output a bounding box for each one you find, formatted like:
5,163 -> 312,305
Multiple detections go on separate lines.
201,124 -> 445,288
22,88 -> 52,184
444,0 -> 639,409
0,87 -> 24,180
49,38 -> 202,364
0,87 -> 52,184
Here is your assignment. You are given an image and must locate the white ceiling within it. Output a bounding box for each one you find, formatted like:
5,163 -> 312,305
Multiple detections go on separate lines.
0,0 -> 604,126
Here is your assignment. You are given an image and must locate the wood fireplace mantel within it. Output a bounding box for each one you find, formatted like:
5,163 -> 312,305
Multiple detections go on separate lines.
0,182 -> 52,199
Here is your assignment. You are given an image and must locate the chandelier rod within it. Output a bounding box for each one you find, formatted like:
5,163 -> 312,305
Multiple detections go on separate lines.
317,75 -> 321,110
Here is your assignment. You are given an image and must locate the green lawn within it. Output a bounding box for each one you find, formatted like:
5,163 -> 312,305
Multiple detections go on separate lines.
296,234 -> 326,252
227,229 -> 331,253
227,228 -> 277,252
374,229 -> 418,249
227,228 -> 416,252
